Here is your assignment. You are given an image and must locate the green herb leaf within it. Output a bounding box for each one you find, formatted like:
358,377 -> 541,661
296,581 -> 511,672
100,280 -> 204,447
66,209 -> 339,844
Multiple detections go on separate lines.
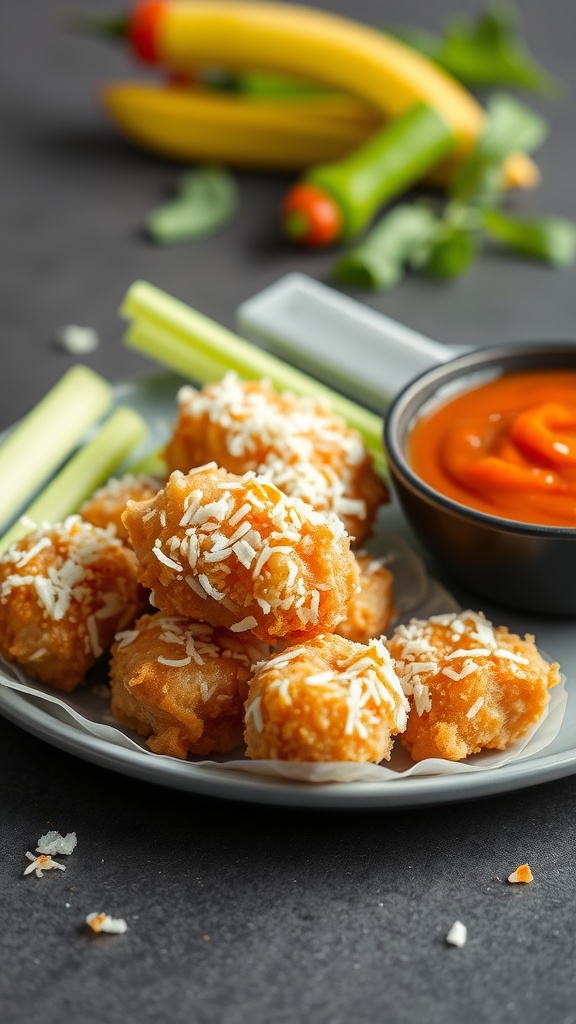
146,167 -> 238,244
450,92 -> 548,207
438,4 -> 562,97
388,27 -> 443,64
332,204 -> 439,290
480,92 -> 548,158
423,225 -> 478,279
484,209 -> 576,265
390,4 -> 562,97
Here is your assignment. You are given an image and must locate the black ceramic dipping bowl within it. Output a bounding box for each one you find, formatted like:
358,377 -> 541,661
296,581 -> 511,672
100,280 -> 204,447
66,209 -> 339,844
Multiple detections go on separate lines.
384,342 -> 576,617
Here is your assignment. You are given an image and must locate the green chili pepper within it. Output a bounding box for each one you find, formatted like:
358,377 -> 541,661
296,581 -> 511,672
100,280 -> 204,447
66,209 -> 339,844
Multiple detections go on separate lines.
281,104 -> 455,247
484,210 -> 576,266
332,204 -> 439,290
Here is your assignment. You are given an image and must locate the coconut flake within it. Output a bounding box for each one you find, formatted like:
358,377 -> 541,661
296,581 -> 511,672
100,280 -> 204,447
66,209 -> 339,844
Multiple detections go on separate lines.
446,921 -> 467,947
86,912 -> 128,935
231,616 -> 258,633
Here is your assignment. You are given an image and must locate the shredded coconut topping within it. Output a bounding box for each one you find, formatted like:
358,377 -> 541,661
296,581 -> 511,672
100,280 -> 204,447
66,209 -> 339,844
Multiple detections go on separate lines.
0,518 -> 128,631
148,468 -> 350,634
174,373 -> 374,522
251,637 -> 408,736
390,610 -> 532,715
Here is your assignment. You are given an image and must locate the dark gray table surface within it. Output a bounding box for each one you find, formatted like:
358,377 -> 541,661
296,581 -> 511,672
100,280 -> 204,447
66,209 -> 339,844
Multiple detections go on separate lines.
2,1 -> 576,1022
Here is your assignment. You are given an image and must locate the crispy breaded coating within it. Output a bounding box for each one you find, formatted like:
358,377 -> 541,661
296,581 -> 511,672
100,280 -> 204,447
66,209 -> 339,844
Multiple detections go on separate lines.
0,516 -> 145,691
386,610 -> 560,762
244,633 -> 409,763
110,612 -> 268,758
335,553 -> 395,644
122,465 -> 359,646
164,374 -> 388,545
81,473 -> 162,544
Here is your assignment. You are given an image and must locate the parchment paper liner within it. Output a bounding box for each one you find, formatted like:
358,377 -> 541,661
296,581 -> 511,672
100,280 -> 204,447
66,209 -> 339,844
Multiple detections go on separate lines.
0,568 -> 566,785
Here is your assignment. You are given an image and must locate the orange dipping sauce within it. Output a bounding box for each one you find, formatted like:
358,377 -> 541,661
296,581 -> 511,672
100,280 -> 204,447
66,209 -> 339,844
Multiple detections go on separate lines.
409,370 -> 576,527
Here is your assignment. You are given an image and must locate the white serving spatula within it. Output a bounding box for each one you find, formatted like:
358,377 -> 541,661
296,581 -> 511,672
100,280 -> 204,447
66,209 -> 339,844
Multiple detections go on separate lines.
237,273 -> 464,412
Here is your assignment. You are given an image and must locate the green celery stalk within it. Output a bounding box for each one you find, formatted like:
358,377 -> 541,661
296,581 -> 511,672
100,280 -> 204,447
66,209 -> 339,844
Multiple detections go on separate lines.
126,447 -> 167,478
0,365 -> 111,530
0,406 -> 148,553
121,282 -> 387,476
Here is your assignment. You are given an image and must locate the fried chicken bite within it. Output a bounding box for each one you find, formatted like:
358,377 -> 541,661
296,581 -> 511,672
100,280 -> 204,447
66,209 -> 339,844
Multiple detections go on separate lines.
122,465 -> 359,646
244,633 -> 409,763
80,473 -> 163,544
164,374 -> 387,545
0,516 -> 146,691
335,553 -> 395,644
110,611 -> 268,758
385,610 -> 560,763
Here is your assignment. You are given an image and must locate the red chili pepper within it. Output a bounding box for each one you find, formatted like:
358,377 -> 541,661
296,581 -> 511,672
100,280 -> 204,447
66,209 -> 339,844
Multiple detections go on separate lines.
281,183 -> 342,247
129,0 -> 166,63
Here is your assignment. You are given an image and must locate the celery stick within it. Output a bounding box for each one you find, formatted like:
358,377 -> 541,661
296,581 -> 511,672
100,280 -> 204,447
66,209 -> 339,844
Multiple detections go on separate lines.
121,282 -> 387,474
127,319 -> 387,475
0,365 -> 111,529
0,406 -> 148,553
126,447 -> 167,477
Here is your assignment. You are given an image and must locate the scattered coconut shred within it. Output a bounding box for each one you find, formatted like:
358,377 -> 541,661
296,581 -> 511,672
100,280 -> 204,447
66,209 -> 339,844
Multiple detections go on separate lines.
23,831 -> 77,878
55,324 -> 99,354
508,863 -> 534,884
86,913 -> 128,935
446,921 -> 467,948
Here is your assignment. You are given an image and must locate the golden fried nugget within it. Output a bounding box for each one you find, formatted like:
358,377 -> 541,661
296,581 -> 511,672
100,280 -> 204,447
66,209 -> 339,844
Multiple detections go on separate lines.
110,612 -> 268,758
335,553 -> 395,644
81,473 -> 163,543
0,516 -> 145,691
244,633 -> 409,763
386,610 -> 560,762
164,374 -> 387,545
122,465 -> 359,646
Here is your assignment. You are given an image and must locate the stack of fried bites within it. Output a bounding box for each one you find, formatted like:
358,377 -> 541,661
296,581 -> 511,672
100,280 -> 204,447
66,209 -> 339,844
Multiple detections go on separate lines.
0,377 -> 559,766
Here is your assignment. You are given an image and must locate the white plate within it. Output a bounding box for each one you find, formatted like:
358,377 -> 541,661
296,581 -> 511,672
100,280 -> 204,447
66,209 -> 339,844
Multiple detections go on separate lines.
0,372 -> 574,809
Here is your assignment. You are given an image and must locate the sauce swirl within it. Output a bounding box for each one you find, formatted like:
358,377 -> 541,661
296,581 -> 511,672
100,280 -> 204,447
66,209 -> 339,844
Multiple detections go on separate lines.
409,370 -> 576,527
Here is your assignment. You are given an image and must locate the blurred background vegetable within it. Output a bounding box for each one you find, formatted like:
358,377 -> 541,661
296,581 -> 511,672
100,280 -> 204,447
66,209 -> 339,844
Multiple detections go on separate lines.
76,0 -> 573,291
101,84 -> 382,169
146,166 -> 237,243
390,3 -> 562,96
332,205 -> 438,290
333,92 -> 575,289
85,0 -> 538,185
483,211 -> 576,266
281,104 -> 455,246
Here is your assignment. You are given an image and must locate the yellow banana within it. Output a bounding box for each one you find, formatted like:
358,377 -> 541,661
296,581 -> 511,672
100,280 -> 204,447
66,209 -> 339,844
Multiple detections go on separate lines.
101,83 -> 381,169
128,0 -> 537,188
102,82 -> 537,191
